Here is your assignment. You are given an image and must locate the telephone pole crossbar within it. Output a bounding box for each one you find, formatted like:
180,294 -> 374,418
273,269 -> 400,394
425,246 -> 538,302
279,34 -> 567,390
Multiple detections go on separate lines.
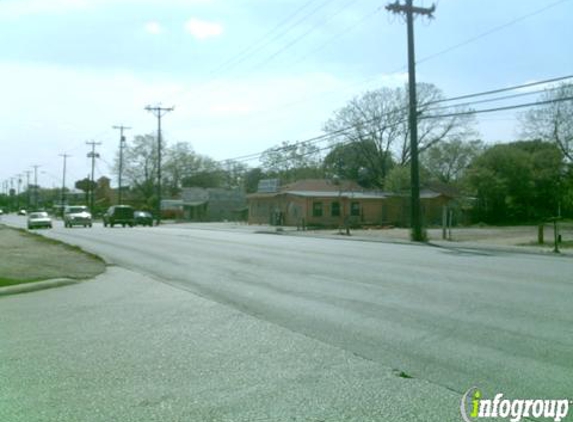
386,0 -> 435,242
145,105 -> 174,225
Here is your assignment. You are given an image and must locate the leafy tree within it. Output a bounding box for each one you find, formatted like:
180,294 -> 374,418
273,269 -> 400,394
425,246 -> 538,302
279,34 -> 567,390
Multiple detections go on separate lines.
464,140 -> 564,223
521,83 -> 573,161
323,141 -> 392,188
243,167 -> 264,193
75,178 -> 95,204
383,165 -> 431,193
323,83 -> 476,187
422,139 -> 484,184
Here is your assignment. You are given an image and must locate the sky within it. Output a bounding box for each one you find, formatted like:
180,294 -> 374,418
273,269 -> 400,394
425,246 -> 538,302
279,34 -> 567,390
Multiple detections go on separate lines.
0,0 -> 572,190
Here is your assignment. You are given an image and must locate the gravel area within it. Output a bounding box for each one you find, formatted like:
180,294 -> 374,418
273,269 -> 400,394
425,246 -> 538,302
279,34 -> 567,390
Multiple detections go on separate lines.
0,225 -> 105,285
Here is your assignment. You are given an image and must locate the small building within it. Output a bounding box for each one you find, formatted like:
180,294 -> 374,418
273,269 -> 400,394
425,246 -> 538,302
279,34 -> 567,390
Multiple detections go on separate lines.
161,188 -> 247,221
247,179 -> 455,228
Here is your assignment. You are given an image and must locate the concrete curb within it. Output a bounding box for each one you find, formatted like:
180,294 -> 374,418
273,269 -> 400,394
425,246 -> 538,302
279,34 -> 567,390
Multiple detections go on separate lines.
0,278 -> 81,297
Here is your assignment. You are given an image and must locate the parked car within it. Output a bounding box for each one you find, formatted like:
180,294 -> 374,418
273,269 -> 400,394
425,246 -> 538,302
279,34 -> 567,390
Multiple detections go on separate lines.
17,209 -> 27,216
134,210 -> 154,227
27,211 -> 52,229
103,205 -> 135,227
64,205 -> 92,228
0,208 -> 4,215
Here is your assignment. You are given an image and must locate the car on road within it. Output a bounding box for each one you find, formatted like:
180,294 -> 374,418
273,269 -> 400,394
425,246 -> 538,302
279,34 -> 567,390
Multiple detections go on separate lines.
103,205 -> 135,228
134,210 -> 154,227
17,209 -> 27,216
27,211 -> 52,229
64,205 -> 93,228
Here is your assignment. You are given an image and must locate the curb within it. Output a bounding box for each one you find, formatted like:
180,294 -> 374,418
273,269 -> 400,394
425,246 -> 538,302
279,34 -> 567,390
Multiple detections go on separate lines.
0,278 -> 81,297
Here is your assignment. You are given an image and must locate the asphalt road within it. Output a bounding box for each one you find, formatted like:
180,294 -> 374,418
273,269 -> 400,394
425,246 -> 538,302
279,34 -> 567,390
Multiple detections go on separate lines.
2,215 -> 572,421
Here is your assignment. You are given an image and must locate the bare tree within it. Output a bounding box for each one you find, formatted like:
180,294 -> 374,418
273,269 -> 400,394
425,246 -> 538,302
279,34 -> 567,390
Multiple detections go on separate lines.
260,140 -> 322,182
422,139 -> 484,184
119,134 -> 158,205
521,83 -> 573,161
323,83 -> 476,186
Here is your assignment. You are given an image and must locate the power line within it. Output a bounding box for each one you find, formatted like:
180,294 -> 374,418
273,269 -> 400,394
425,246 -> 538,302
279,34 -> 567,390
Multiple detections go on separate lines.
188,0 -> 572,134
208,0 -> 323,77
219,76 -> 573,165
416,0 -> 573,66
422,95 -> 573,120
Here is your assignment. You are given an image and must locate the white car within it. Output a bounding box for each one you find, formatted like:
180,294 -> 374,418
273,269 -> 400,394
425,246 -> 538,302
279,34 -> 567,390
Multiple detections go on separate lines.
64,205 -> 93,228
27,211 -> 53,229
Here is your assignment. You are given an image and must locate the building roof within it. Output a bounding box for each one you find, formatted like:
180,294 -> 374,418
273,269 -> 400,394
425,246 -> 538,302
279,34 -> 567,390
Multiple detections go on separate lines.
247,179 -> 456,201
281,179 -> 362,193
285,190 -> 388,199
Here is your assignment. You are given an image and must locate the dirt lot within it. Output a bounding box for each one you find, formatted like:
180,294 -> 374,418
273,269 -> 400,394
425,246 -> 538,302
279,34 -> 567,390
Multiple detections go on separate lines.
0,226 -> 105,287
295,223 -> 573,252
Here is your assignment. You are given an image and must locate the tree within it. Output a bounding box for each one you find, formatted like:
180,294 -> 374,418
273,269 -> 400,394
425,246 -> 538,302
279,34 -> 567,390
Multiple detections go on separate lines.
521,83 -> 573,161
74,178 -> 96,204
323,83 -> 476,187
163,142 -> 208,196
243,168 -> 264,193
323,141 -> 392,188
383,165 -> 431,193
464,140 -> 564,223
422,139 -> 484,184
118,134 -> 158,207
260,140 -> 323,183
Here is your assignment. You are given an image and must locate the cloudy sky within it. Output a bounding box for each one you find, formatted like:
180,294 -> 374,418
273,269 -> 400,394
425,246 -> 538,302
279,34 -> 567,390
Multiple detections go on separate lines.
0,0 -> 571,189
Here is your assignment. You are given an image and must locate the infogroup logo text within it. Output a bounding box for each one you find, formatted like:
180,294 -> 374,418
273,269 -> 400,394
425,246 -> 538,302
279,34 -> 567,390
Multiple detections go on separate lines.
461,387 -> 571,422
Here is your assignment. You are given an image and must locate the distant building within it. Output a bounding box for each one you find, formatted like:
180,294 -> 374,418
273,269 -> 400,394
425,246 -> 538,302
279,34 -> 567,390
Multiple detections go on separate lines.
247,179 -> 456,227
161,187 -> 247,221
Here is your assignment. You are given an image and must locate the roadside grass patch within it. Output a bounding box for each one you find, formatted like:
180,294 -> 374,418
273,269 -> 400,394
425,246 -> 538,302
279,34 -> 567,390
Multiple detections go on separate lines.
0,277 -> 42,288
0,225 -> 105,287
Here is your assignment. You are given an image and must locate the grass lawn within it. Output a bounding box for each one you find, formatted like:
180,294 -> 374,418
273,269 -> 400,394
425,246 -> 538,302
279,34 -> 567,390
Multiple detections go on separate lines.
0,225 -> 105,288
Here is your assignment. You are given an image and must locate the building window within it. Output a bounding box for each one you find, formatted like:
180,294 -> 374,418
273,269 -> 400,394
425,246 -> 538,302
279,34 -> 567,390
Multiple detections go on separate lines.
313,202 -> 323,217
350,202 -> 360,216
331,201 -> 340,217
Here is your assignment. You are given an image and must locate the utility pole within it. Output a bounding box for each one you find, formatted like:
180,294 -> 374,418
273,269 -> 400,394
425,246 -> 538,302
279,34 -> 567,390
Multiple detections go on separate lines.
86,141 -> 102,213
112,125 -> 131,205
9,177 -> 15,212
145,105 -> 174,225
386,0 -> 435,242
16,174 -> 22,210
24,170 -> 32,210
59,154 -> 71,211
32,164 -> 41,209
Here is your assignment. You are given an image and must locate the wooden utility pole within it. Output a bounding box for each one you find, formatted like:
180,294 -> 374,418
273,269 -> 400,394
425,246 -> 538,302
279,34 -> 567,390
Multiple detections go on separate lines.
145,105 -> 174,225
386,0 -> 435,241
59,155 -> 70,209
112,125 -> 131,205
24,170 -> 32,209
86,141 -> 102,213
32,164 -> 41,209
